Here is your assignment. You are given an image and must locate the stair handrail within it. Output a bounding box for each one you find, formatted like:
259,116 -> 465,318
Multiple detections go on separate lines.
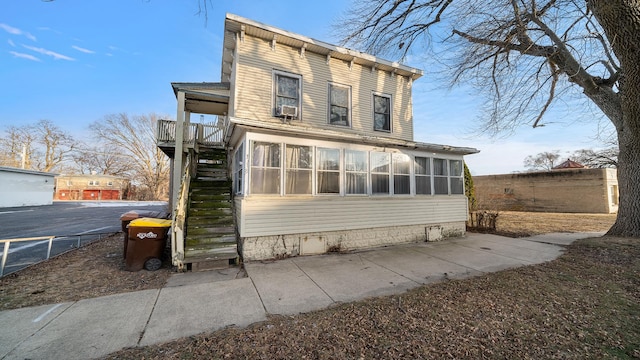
171,152 -> 192,270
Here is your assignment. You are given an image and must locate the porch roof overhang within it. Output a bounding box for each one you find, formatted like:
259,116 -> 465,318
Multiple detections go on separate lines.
226,117 -> 480,156
171,82 -> 230,115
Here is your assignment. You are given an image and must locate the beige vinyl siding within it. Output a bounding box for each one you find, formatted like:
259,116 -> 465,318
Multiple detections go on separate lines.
237,196 -> 467,237
234,35 -> 414,141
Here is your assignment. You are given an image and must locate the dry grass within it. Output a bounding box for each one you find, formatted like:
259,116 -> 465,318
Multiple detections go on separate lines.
496,211 -> 616,236
0,234 -> 171,310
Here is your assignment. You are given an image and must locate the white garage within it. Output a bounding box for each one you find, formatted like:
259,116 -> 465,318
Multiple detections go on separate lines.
0,166 -> 57,208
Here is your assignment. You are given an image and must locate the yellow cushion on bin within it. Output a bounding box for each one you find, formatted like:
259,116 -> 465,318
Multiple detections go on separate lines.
129,217 -> 172,227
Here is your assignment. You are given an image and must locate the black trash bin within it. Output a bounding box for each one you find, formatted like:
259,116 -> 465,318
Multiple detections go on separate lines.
120,210 -> 170,259
125,217 -> 172,271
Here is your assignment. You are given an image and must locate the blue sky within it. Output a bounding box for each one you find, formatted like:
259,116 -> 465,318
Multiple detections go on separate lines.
1,1 -> 612,175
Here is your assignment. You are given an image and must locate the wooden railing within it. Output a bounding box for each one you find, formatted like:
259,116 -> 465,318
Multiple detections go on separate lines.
157,119 -> 224,147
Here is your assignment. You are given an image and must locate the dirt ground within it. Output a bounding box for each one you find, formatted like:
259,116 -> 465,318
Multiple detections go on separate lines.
0,234 -> 172,311
0,211 -> 616,311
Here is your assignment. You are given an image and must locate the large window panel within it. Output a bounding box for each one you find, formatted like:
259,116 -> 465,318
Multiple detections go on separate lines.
449,160 -> 464,195
329,83 -> 350,126
373,94 -> 391,132
415,156 -> 431,195
285,145 -> 312,195
250,141 -> 281,194
433,158 -> 449,195
371,152 -> 390,194
345,150 -> 367,195
233,142 -> 244,195
393,153 -> 411,195
317,148 -> 340,194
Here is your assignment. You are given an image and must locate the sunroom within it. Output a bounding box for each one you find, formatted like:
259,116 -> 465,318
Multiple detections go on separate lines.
225,119 -> 479,260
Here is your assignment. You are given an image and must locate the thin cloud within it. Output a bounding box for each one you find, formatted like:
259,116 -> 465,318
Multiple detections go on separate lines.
9,51 -> 41,62
72,45 -> 95,54
22,44 -> 75,61
8,39 -> 15,47
0,23 -> 37,41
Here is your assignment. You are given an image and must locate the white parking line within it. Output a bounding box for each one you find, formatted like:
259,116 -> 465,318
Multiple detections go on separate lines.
0,210 -> 34,215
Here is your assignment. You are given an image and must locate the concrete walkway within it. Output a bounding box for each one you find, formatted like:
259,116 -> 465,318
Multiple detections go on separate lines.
0,232 -> 602,360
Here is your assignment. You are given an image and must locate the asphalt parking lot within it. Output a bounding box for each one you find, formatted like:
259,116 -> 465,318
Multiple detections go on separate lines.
0,201 -> 168,275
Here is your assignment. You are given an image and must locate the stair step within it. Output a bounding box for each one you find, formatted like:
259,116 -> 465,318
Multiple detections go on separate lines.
189,201 -> 232,210
185,244 -> 237,258
186,234 -> 236,246
190,193 -> 230,202
187,216 -> 234,226
188,208 -> 233,217
186,226 -> 234,236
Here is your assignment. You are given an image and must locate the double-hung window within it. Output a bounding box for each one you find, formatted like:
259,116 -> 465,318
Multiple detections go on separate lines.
328,83 -> 350,126
393,153 -> 411,195
371,152 -> 390,194
345,150 -> 367,194
415,157 -> 432,195
285,145 -> 312,195
449,160 -> 464,194
274,71 -> 301,119
433,158 -> 449,195
250,141 -> 281,194
316,148 -> 340,194
373,93 -> 391,132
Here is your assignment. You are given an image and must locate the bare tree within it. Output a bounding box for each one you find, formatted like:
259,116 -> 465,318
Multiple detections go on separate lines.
89,113 -> 170,201
524,151 -> 561,171
71,144 -> 136,176
341,0 -> 640,236
0,120 -> 74,172
571,147 -> 618,168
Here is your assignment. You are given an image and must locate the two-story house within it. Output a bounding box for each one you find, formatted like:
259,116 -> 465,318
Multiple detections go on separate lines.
157,14 -> 478,270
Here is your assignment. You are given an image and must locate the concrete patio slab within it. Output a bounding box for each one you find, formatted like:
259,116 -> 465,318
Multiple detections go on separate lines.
452,236 -> 563,264
525,232 -> 604,245
4,289 -> 159,360
292,253 -> 417,303
0,302 -> 73,359
420,242 -> 528,273
166,267 -> 246,288
358,245 -> 481,284
140,277 -> 265,346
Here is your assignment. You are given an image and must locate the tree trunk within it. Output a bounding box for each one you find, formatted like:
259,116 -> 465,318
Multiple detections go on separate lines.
589,0 -> 640,236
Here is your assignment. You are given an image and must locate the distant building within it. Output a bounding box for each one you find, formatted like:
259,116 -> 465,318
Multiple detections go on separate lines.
54,174 -> 129,201
0,166 -> 57,208
474,167 -> 618,214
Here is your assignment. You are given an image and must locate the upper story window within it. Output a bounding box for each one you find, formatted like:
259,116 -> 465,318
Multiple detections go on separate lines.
328,83 -> 351,127
88,180 -> 100,186
373,93 -> 391,132
250,141 -> 281,194
274,71 -> 301,119
107,181 -> 113,187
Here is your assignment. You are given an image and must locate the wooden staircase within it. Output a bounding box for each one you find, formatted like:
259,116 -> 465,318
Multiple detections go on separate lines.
184,149 -> 238,270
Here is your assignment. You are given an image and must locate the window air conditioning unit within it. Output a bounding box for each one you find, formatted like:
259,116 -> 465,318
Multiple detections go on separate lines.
277,105 -> 298,118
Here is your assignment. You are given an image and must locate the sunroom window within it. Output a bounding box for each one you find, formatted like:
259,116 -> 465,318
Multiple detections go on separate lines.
345,150 -> 367,194
371,152 -> 390,194
449,160 -> 464,194
234,142 -> 244,195
316,148 -> 340,194
433,158 -> 449,195
250,141 -> 281,194
415,156 -> 431,195
285,144 -> 312,195
329,83 -> 350,126
393,153 -> 411,195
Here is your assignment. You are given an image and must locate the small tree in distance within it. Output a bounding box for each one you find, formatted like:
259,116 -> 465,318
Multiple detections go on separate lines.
524,151 -> 561,171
